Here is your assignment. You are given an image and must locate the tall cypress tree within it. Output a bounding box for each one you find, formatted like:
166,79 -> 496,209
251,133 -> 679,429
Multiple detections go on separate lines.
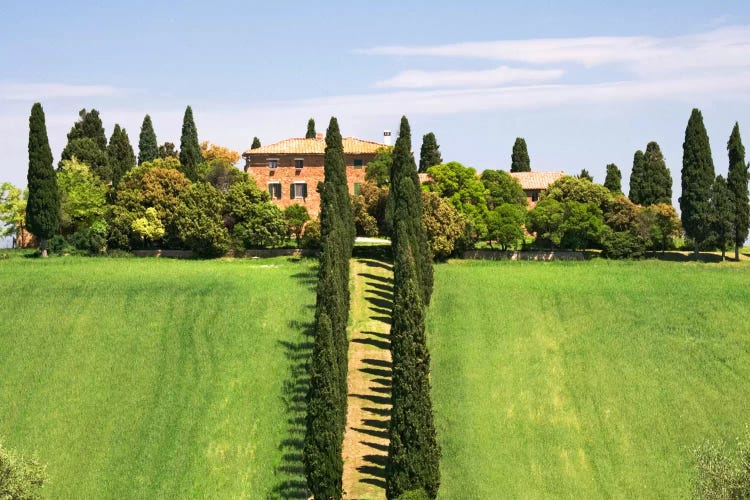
510,137 -> 531,172
604,163 -> 622,194
61,108 -> 110,181
680,108 -> 716,254
251,137 -> 261,149
711,175 -> 735,261
418,132 -> 442,173
306,118 -> 316,139
138,114 -> 158,165
640,141 -> 672,205
629,150 -> 645,204
25,103 -> 59,257
727,122 -> 749,260
179,106 -> 202,181
388,116 -> 440,500
108,124 -> 136,186
67,108 -> 107,150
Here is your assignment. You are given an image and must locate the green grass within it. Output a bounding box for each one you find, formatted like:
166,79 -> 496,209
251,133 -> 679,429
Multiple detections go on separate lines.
0,256 -> 315,499
427,259 -> 750,499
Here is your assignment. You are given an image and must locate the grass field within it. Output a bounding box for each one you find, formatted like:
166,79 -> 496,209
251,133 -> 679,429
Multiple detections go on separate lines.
427,259 -> 750,499
0,255 -> 315,499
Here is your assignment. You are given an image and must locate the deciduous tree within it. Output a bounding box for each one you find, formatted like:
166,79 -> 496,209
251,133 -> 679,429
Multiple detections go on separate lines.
0,182 -> 29,246
57,159 -> 108,234
421,191 -> 464,260
0,440 -> 47,499
174,182 -> 230,257
200,141 -> 240,164
284,204 -> 311,246
480,169 -> 527,209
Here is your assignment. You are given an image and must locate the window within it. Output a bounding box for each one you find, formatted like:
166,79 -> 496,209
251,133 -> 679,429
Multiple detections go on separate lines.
353,182 -> 361,196
267,159 -> 278,169
268,182 -> 281,199
353,159 -> 364,169
531,190 -> 539,202
290,182 -> 308,199
294,159 -> 304,169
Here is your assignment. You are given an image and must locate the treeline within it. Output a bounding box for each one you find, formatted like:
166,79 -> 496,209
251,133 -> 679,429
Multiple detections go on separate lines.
8,103 -> 314,257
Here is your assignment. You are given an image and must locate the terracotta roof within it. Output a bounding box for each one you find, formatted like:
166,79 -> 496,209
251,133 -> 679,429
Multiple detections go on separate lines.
509,171 -> 566,190
243,137 -> 384,156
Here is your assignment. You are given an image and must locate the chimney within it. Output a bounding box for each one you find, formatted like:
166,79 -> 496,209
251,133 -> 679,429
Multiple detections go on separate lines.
383,130 -> 392,146
316,132 -> 324,140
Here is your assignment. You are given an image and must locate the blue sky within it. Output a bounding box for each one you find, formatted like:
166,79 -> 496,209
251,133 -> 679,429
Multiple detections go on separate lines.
2,0 -> 750,202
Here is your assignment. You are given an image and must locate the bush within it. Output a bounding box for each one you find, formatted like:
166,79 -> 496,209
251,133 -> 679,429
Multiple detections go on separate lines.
300,218 -> 321,249
69,228 -> 108,255
600,230 -> 648,259
48,235 -> 72,255
694,431 -> 750,499
0,439 -> 47,499
396,489 -> 430,500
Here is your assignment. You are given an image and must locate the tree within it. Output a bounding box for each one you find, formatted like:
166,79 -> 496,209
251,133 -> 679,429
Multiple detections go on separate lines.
486,203 -> 526,250
131,207 -> 165,246
108,124 -> 136,186
600,196 -> 650,259
510,137 -> 530,172
680,108 -> 716,254
365,146 -> 394,187
711,175 -> 735,261
60,138 -> 111,182
179,106 -> 201,181
727,122 -> 749,260
159,142 -> 178,159
306,118 -> 316,139
642,203 -> 681,253
284,204 -> 310,246
352,195 -> 379,237
224,181 -> 287,249
0,183 -> 29,247
425,161 -> 488,240
543,175 -> 611,209
57,159 -> 108,235
200,141 -> 240,164
603,163 -> 622,194
559,201 -> 607,250
526,198 -> 565,247
203,159 -> 246,192
421,191 -> 464,260
629,150 -> 645,204
251,137 -> 261,149
25,103 -> 59,257
578,169 -> 594,182
138,114 -> 158,165
67,108 -> 107,150
480,169 -> 527,209
174,182 -> 230,257
0,440 -> 47,499
418,132 -> 442,173
640,141 -> 672,205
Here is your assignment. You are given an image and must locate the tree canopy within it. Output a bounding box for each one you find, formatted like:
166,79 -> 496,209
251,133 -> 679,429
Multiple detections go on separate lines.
138,114 -> 158,165
179,106 -> 201,181
418,132 -> 442,173
510,137 -> 531,172
604,163 -> 622,194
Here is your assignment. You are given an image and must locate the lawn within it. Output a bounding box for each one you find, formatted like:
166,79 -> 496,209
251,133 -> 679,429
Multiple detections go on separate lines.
427,259 -> 750,499
0,255 -> 315,499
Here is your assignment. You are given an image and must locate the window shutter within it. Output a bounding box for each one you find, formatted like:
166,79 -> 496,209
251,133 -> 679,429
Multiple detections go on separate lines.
301,183 -> 307,198
290,183 -> 296,199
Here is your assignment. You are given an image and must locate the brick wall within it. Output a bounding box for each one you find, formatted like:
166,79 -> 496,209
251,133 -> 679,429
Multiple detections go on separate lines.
244,153 -> 374,217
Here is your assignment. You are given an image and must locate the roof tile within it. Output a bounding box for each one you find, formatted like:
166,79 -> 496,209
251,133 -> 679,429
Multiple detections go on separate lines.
243,137 -> 384,155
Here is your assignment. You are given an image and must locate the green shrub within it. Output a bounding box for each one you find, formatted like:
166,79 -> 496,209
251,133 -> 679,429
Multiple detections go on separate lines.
397,488 -> 430,500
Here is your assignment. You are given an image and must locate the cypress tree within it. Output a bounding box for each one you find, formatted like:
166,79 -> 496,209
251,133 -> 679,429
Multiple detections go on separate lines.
387,115 -> 440,499
251,137 -> 261,149
727,122 -> 749,260
67,108 -> 107,150
418,132 -> 442,173
604,163 -> 622,194
640,141 -> 672,205
179,106 -> 202,181
306,118 -> 316,139
629,150 -> 645,204
578,169 -> 594,182
25,103 -> 59,257
108,124 -> 136,187
138,114 -> 158,165
510,137 -> 531,172
680,108 -> 716,254
62,108 -> 110,181
711,175 -> 735,261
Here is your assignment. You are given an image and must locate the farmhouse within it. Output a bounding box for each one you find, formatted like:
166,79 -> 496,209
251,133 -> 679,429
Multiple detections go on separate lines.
243,133 -> 385,216
509,171 -> 566,207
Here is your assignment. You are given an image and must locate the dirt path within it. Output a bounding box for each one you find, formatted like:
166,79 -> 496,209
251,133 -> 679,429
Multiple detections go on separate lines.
341,255 -> 393,499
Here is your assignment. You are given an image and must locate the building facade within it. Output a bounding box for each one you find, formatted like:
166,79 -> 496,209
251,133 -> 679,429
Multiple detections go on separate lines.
243,135 -> 383,217
508,171 -> 566,207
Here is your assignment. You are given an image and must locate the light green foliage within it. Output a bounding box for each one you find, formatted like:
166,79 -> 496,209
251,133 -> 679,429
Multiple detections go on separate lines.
0,182 -> 28,240
0,257 -> 316,498
480,169 -> 527,209
174,183 -> 230,257
486,203 -> 526,250
60,138 -> 111,182
642,203 -> 682,252
0,440 -> 46,500
365,146 -> 394,187
131,207 -> 165,244
427,260 -> 750,499
694,431 -> 750,499
284,204 -> 311,245
57,159 -> 108,234
421,191 -> 465,260
543,175 -> 612,209
527,198 -> 606,249
352,195 -> 378,237
425,161 -> 488,239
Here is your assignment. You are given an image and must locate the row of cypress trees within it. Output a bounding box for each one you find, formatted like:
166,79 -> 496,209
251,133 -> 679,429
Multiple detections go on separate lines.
386,117 -> 441,499
303,117 -> 356,498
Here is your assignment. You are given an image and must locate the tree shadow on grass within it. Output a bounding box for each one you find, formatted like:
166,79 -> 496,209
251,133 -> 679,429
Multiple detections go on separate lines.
352,337 -> 390,350
648,252 -> 733,263
360,273 -> 394,285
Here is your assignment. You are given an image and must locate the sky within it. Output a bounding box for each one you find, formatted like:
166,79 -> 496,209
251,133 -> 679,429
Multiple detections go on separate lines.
2,0 -> 750,205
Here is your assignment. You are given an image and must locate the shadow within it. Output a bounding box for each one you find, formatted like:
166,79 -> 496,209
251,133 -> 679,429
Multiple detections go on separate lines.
361,440 -> 389,452
366,288 -> 394,302
357,454 -> 388,487
352,337 -> 390,350
365,281 -> 394,294
649,251 -> 731,263
366,296 -> 393,310
362,331 -> 390,342
352,426 -> 389,439
360,272 -> 394,285
350,393 -> 392,405
352,245 -> 392,261
371,315 -> 392,326
362,406 -> 391,417
362,358 -> 392,368
362,418 -> 389,430
363,260 -> 393,271
360,367 -> 392,378
370,377 -> 391,387
370,386 -> 391,394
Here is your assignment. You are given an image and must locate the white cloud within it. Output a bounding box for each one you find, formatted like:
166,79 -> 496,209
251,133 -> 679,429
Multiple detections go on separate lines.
0,83 -> 122,101
374,66 -> 564,89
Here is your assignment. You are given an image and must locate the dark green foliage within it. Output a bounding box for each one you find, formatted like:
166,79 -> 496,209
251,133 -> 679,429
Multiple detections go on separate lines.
526,198 -> 606,250
388,116 -> 440,499
159,142 -> 178,159
0,440 -> 47,499
179,106 -> 202,181
727,122 -> 749,260
543,175 -> 611,209
284,204 -> 311,246
108,124 -> 136,187
174,183 -> 230,257
600,196 -> 650,259
306,118 -> 316,139
366,146 -> 394,187
604,163 -> 622,194
629,150 -> 646,204
640,141 -> 672,205
67,108 -> 107,151
578,169 -> 594,182
680,109 -> 716,253
418,132 -> 442,173
510,137 -> 530,172
486,203 -> 525,250
138,115 -> 158,165
203,159 -> 247,192
251,137 -> 261,149
60,138 -> 111,182
480,169 -> 527,209
711,175 -> 735,261
224,181 -> 286,249
25,103 -> 60,254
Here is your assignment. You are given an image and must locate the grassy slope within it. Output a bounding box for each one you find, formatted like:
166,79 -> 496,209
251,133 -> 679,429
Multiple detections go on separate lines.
0,256 -> 315,499
428,259 -> 750,499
